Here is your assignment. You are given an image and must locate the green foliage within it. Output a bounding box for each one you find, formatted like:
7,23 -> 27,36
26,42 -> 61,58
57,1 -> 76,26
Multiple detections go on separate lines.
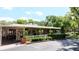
28,19 -> 34,24
46,16 -> 69,27
70,7 -> 79,17
27,35 -> 52,41
23,28 -> 28,37
70,7 -> 79,27
45,14 -> 78,33
33,20 -> 46,26
23,30 -> 28,36
66,32 -> 78,39
17,18 -> 27,24
48,33 -> 67,39
70,20 -> 78,30
38,21 -> 46,26
46,16 -> 59,26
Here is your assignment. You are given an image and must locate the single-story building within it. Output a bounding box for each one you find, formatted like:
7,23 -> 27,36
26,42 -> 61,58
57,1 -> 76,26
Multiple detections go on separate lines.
0,24 -> 61,45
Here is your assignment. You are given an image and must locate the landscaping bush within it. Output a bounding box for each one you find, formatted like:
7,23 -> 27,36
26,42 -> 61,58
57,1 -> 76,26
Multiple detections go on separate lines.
27,35 -> 52,42
66,32 -> 79,39
48,33 -> 67,39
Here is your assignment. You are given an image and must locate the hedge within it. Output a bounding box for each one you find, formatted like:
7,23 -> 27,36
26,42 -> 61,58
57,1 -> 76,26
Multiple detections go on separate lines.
26,35 -> 52,41
48,33 -> 67,39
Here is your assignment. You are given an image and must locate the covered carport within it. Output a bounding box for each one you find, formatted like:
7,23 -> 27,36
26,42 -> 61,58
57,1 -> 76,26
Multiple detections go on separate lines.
0,24 -> 61,45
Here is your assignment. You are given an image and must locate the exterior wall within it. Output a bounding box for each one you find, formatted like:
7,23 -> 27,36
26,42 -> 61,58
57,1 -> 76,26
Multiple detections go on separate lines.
0,27 -> 2,45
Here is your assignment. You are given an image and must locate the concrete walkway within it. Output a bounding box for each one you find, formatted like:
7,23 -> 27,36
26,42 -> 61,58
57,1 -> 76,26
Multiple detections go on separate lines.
1,40 -> 66,51
0,43 -> 25,50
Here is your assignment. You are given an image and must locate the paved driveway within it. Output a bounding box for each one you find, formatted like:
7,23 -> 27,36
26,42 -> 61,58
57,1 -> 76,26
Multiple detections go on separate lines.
2,40 -> 74,51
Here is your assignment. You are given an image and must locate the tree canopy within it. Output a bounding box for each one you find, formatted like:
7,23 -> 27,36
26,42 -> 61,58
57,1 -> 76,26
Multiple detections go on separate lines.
70,7 -> 79,26
17,18 -> 27,24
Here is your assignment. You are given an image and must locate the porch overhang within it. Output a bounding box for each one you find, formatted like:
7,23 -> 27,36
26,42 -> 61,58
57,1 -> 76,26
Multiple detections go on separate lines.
0,24 -> 61,30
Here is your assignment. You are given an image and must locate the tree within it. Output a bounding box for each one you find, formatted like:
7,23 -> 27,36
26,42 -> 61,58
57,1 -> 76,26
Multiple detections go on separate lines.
45,15 -> 78,33
45,15 -> 69,27
53,16 -> 64,27
70,7 -> 79,18
17,18 -> 27,24
70,20 -> 78,32
70,7 -> 79,29
37,20 -> 46,26
27,19 -> 46,26
45,15 -> 59,26
28,19 -> 34,24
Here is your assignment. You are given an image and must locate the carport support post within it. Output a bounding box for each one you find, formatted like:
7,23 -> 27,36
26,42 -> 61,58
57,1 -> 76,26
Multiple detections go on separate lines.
0,27 -> 2,46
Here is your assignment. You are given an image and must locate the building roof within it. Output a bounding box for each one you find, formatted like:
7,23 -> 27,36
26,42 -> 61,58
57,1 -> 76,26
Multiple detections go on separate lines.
0,24 -> 61,30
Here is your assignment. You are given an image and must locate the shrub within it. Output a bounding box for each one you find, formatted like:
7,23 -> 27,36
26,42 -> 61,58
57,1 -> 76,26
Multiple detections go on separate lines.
48,33 -> 67,39
66,32 -> 79,39
27,35 -> 52,42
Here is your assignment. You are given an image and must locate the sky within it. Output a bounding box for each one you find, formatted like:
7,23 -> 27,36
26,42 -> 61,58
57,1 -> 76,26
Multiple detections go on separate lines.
0,7 -> 70,21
